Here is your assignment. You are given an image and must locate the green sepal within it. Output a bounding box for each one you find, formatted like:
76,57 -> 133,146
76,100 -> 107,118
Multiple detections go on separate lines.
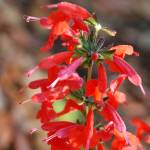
101,49 -> 115,60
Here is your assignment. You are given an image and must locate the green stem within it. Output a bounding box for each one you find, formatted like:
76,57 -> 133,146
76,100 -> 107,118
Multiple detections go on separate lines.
87,61 -> 93,81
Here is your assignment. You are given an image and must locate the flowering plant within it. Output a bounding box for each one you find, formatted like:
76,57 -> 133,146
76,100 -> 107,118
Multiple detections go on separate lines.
23,2 -> 150,150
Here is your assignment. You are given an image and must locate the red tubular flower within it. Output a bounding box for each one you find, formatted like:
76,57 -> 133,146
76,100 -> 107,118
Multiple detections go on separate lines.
26,51 -> 73,77
108,91 -> 127,109
42,109 -> 94,150
23,15 -> 51,29
98,64 -> 108,93
42,2 -> 91,19
107,55 -> 145,95
39,2 -> 91,51
110,45 -> 134,58
132,118 -> 150,143
85,79 -> 102,102
110,74 -> 127,94
23,2 -> 146,149
108,74 -> 127,109
39,51 -> 73,70
98,103 -> 127,137
49,57 -> 84,88
85,64 -> 107,102
37,101 -> 57,123
37,99 -> 84,124
112,132 -> 144,150
57,99 -> 85,116
84,108 -> 94,150
31,73 -> 83,103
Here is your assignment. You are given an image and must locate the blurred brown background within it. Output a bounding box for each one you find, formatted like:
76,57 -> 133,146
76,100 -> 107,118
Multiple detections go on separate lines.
0,0 -> 150,149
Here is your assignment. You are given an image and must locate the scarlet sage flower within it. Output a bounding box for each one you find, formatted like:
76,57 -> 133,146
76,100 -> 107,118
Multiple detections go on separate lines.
49,57 -> 84,88
107,55 -> 145,95
86,63 -> 107,102
98,103 -> 127,135
23,2 -> 146,150
42,109 -> 94,150
25,2 -> 91,52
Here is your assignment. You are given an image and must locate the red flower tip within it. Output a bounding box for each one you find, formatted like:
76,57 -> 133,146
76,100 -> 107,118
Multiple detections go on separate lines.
92,52 -> 99,61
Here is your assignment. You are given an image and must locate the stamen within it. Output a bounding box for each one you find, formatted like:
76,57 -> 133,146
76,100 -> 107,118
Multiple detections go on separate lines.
48,78 -> 60,88
18,99 -> 31,105
140,84 -> 146,95
29,128 -> 39,135
40,4 -> 58,9
42,134 -> 56,143
25,66 -> 39,77
23,15 -> 41,23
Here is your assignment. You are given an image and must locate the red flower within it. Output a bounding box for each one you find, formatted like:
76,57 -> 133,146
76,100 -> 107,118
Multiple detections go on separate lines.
98,103 -> 127,134
49,57 -> 84,88
31,73 -> 83,103
110,45 -> 134,58
25,2 -> 91,52
107,55 -> 145,95
23,2 -> 146,149
42,109 -> 94,150
112,131 -> 143,150
85,64 -> 107,102
98,64 -> 107,93
42,2 -> 91,19
132,118 -> 150,143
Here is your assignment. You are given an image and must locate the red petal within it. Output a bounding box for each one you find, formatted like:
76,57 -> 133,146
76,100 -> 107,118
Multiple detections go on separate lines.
108,91 -> 127,109
113,56 -> 145,95
50,57 -> 84,88
36,101 -> 57,123
99,103 -> 126,133
110,75 -> 127,93
85,109 -> 94,150
72,18 -> 89,32
44,2 -> 91,19
57,99 -> 84,116
110,45 -> 134,58
97,121 -> 114,142
97,144 -> 104,150
57,73 -> 83,91
132,118 -> 150,133
38,51 -> 73,69
28,79 -> 49,89
85,79 -> 98,96
52,21 -> 69,35
98,64 -> 107,92
42,121 -> 75,132
58,57 -> 84,78
32,93 -> 48,103
112,132 -> 143,150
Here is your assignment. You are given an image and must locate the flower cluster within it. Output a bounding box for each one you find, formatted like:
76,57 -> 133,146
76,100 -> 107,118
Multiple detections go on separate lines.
24,2 -> 150,150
